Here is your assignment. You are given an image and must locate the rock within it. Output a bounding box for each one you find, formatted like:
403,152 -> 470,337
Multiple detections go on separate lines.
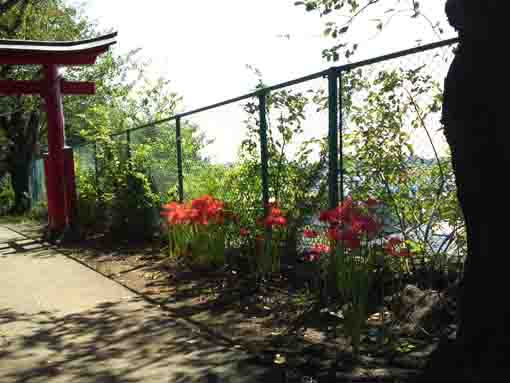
391,285 -> 456,337
391,343 -> 438,370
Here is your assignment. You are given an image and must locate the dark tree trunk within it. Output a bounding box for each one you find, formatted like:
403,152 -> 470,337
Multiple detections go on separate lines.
10,160 -> 30,211
420,2 -> 506,381
0,110 -> 40,214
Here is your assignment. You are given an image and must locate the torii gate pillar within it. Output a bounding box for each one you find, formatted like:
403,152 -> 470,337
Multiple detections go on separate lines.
44,64 -> 67,231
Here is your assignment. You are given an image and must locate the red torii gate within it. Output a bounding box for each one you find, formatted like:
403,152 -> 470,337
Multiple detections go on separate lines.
0,33 -> 117,237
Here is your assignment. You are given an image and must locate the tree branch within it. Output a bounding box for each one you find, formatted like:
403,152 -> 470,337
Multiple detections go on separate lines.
0,0 -> 29,34
0,0 -> 23,16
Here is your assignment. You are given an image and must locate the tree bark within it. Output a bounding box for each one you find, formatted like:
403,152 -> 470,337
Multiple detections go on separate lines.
420,2 -> 505,381
0,110 -> 40,214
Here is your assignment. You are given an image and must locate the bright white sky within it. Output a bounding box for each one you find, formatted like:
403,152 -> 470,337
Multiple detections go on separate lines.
76,0 -> 457,163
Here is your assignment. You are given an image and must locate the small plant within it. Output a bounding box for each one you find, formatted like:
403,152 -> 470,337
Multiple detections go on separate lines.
311,196 -> 415,356
256,202 -> 288,275
161,195 -> 229,269
0,175 -> 14,215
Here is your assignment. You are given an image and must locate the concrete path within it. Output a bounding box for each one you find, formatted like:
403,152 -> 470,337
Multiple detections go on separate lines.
0,226 -> 270,383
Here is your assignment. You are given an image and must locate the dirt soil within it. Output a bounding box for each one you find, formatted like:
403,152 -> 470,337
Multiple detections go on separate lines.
2,219 -> 449,382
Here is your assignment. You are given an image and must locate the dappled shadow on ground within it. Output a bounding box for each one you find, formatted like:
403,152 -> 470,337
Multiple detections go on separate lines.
0,238 -> 54,258
52,239 -> 412,380
1,223 -> 433,381
0,297 -> 273,383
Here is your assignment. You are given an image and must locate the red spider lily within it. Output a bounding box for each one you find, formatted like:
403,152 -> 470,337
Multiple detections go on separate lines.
319,196 -> 384,251
206,204 -> 224,223
162,202 -> 181,212
351,214 -> 381,239
303,229 -> 319,238
328,227 -> 359,241
191,195 -> 215,210
310,243 -> 330,254
192,196 -> 225,225
168,205 -> 189,225
270,206 -> 282,217
161,202 -> 190,225
319,208 -> 341,225
328,227 -> 362,249
337,196 -> 356,221
319,197 -> 362,225
264,215 -> 287,227
259,202 -> 287,228
240,228 -> 250,237
162,195 -> 227,226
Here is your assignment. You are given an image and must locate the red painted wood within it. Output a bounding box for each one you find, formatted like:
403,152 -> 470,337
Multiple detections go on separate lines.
63,147 -> 78,228
61,81 -> 96,95
0,47 -> 109,65
0,80 -> 41,95
0,80 -> 96,96
43,157 -> 57,229
44,64 -> 67,231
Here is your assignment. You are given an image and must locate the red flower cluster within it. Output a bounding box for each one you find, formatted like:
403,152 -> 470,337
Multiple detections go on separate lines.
311,243 -> 330,254
260,203 -> 287,227
303,244 -> 330,262
303,229 -> 319,238
161,195 -> 225,225
383,237 -> 413,257
319,196 -> 383,249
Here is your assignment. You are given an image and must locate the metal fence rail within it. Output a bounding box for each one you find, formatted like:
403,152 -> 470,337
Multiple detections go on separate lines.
71,37 -> 457,207
26,37 -> 462,260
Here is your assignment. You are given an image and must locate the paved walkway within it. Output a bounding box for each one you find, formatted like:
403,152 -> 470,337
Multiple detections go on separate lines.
0,225 -> 270,383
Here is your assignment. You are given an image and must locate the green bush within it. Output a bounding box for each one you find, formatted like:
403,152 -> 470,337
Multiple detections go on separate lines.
75,139 -> 160,240
0,175 -> 14,215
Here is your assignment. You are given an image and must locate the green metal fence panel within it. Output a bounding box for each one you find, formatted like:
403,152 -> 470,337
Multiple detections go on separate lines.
337,41 -> 463,263
29,158 -> 46,207
61,38 -> 463,266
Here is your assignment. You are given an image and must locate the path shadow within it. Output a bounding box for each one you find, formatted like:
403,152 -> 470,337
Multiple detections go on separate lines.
0,238 -> 54,258
0,297 -> 274,383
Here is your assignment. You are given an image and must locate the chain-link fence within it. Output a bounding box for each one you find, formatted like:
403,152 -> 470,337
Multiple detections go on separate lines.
337,41 -> 464,276
29,38 -> 462,268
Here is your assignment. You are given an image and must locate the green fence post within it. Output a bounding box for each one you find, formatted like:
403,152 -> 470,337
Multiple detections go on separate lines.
338,71 -> 344,204
176,117 -> 184,203
328,68 -> 339,209
327,68 -> 341,300
93,142 -> 99,190
258,92 -> 272,275
126,130 -> 132,170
